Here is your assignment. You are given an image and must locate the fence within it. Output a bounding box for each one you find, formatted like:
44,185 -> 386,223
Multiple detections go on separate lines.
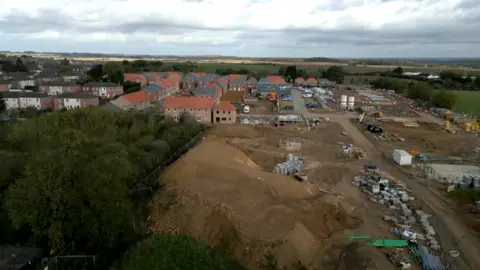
42,130 -> 205,270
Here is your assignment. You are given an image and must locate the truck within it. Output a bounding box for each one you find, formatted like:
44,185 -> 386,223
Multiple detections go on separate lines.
243,105 -> 250,114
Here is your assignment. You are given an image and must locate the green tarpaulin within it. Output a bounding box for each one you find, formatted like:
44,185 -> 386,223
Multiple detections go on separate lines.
368,239 -> 409,247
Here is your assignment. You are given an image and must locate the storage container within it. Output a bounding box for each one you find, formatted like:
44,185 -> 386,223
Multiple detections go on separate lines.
392,149 -> 412,166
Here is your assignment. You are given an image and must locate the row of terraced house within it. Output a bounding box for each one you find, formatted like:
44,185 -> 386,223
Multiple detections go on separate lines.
110,72 -> 259,124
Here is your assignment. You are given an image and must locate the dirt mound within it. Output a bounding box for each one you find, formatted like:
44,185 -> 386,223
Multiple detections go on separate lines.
149,140 -> 363,268
208,124 -> 262,139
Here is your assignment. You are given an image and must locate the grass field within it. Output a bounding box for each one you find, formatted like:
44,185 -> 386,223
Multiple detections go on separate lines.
452,91 -> 480,116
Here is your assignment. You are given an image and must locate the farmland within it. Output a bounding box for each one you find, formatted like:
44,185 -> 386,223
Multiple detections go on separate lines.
452,91 -> 480,116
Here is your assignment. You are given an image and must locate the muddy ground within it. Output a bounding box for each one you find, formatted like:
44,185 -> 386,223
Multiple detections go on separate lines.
149,123 -> 396,269
348,117 -> 480,270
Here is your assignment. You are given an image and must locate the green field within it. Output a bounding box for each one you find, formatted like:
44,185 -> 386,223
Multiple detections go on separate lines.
452,91 -> 480,116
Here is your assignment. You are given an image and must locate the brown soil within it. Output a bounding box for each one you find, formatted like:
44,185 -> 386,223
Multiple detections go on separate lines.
149,138 -> 364,269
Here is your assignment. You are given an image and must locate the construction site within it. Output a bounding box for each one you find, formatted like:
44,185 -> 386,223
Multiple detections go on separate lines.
146,85 -> 480,270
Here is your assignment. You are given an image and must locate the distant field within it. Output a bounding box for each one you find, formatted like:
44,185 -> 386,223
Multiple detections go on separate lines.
452,91 -> 480,116
64,56 -> 480,76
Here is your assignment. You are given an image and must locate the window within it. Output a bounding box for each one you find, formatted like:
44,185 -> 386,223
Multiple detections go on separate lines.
190,109 -> 193,111
222,111 -> 225,114
216,111 -> 219,114
205,109 -> 208,112
174,115 -> 178,120
221,117 -> 227,121
196,116 -> 201,121
228,117 -> 231,120
228,111 -> 231,114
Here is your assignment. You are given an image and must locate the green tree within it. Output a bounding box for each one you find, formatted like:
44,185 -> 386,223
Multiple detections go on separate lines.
406,83 -> 433,103
87,64 -> 105,81
439,70 -> 461,81
0,92 -> 5,113
392,66 -> 403,74
324,66 -> 345,83
284,65 -> 297,81
103,62 -> 125,84
60,58 -> 70,65
14,58 -> 28,72
431,90 -> 457,109
120,236 -> 244,270
4,128 -> 135,249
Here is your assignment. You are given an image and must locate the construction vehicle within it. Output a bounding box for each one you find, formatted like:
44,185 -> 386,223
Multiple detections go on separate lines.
267,91 -> 276,101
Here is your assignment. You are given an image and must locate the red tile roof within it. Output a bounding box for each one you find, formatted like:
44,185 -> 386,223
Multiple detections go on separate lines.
216,77 -> 229,83
122,91 -> 150,104
195,72 -> 207,76
228,74 -> 242,80
164,96 -> 215,110
306,77 -> 317,82
215,102 -> 235,111
267,75 -> 286,84
295,77 -> 305,82
205,82 -> 222,92
124,73 -> 145,81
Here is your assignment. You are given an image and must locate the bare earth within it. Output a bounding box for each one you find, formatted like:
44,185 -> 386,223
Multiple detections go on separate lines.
149,119 -> 480,269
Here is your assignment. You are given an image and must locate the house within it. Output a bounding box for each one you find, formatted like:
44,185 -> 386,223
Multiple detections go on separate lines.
164,96 -> 215,124
124,73 -> 148,86
107,91 -> 151,111
36,71 -> 61,83
214,79 -> 228,94
295,77 -> 305,85
246,77 -> 257,91
0,80 -> 11,91
82,82 -> 123,99
266,75 -> 287,84
182,72 -> 201,91
213,102 -> 237,124
39,81 -> 82,95
62,73 -> 82,82
1,91 -> 53,110
306,77 -> 318,85
141,83 -> 167,103
228,74 -> 248,92
197,74 -> 218,87
157,78 -> 176,96
191,85 -> 221,100
11,77 -> 35,89
54,92 -> 99,110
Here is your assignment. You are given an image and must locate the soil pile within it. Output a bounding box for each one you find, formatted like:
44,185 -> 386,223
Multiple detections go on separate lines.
149,140 -> 363,269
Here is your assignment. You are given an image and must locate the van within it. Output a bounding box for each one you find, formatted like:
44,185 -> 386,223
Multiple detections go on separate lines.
243,105 -> 250,114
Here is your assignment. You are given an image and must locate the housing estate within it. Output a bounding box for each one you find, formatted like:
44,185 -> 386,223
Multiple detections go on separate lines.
104,91 -> 151,111
213,102 -> 237,124
39,81 -> 82,95
2,91 -> 100,110
82,82 -> 123,99
164,96 -> 216,124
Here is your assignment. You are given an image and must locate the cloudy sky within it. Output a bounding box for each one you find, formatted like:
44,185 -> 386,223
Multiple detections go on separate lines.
0,0 -> 479,58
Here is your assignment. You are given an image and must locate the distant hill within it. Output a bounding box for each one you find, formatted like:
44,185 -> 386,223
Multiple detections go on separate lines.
303,57 -> 342,63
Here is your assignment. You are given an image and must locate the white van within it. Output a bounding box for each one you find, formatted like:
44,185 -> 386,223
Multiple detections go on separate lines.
243,105 -> 250,114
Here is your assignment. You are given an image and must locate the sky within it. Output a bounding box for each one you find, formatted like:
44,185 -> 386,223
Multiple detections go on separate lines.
0,0 -> 479,58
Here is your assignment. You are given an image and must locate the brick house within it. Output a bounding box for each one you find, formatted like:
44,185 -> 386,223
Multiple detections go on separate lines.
124,73 -> 148,86
110,91 -> 151,111
0,80 -> 11,91
82,82 -> 123,99
295,77 -> 305,85
11,77 -> 35,89
228,74 -> 248,91
164,96 -> 215,124
197,74 -> 217,87
54,92 -> 99,110
213,102 -> 237,124
182,72 -> 200,91
141,83 -> 166,103
246,77 -> 257,91
1,91 -> 53,110
214,78 -> 228,94
306,77 -> 318,85
39,81 -> 82,95
192,85 -> 221,100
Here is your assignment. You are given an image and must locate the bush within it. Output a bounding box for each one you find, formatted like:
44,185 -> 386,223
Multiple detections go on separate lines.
120,235 -> 244,270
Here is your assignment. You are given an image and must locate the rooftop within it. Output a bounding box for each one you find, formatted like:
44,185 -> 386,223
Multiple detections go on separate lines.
164,96 -> 215,110
214,102 -> 236,111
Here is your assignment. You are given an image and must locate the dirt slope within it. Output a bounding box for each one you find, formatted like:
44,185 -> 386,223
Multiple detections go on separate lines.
149,140 -> 363,269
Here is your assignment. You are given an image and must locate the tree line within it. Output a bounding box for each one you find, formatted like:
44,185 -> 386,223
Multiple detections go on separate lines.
371,77 -> 457,109
0,108 -> 203,268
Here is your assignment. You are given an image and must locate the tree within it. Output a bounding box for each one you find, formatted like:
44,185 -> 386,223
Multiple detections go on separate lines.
431,90 -> 457,109
60,58 -> 70,65
14,58 -> 28,72
103,62 -> 125,84
439,70 -> 461,81
324,66 -> 345,83
406,83 -> 433,103
120,236 -> 244,270
392,66 -> 403,74
0,92 -> 5,113
87,64 -> 105,81
284,65 -> 297,81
